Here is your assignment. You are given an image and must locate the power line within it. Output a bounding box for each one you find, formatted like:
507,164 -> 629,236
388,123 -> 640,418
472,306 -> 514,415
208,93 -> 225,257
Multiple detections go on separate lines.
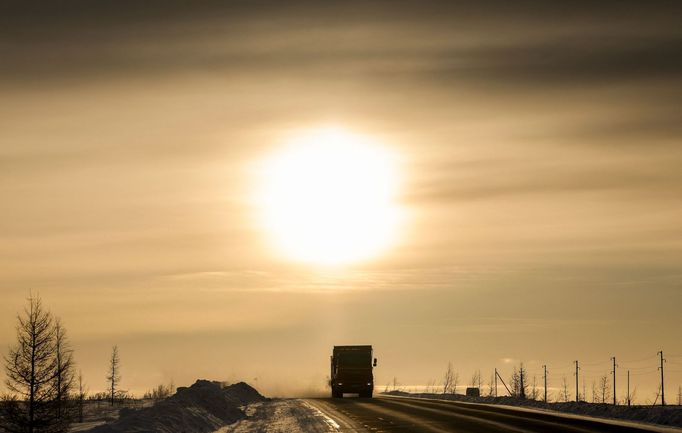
580,360 -> 610,367
627,364 -> 661,371
620,354 -> 658,364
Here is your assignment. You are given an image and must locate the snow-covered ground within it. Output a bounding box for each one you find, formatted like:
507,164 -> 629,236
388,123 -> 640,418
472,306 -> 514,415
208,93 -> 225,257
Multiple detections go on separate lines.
69,380 -> 267,433
216,400 -> 337,433
384,391 -> 682,430
66,382 -> 335,433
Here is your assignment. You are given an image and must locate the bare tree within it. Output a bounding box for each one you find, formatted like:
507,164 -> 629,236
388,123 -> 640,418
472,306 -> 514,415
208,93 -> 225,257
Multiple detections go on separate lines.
470,370 -> 481,390
2,294 -> 65,433
76,371 -> 87,423
452,371 -> 460,395
442,362 -> 455,394
628,385 -> 637,406
591,380 -> 597,403
488,373 -> 496,397
107,345 -> 121,406
443,361 -> 455,394
143,380 -> 176,400
560,376 -> 570,402
599,375 -> 610,404
391,376 -> 402,392
510,367 -> 519,397
53,318 -> 75,425
530,375 -> 539,400
518,363 -> 528,399
425,379 -> 437,394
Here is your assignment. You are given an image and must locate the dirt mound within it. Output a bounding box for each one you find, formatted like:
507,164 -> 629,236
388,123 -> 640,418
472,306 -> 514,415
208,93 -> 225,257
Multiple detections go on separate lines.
89,380 -> 266,433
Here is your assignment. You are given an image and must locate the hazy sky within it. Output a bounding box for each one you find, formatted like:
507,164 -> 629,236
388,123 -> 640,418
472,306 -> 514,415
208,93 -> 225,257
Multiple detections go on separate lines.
1,1 -> 681,400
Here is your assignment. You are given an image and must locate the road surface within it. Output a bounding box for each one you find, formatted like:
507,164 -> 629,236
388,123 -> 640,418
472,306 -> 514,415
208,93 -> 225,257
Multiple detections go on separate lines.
304,396 -> 677,433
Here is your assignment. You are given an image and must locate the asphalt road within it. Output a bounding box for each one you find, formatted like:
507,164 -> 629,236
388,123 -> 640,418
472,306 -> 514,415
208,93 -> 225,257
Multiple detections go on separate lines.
305,396 -> 674,433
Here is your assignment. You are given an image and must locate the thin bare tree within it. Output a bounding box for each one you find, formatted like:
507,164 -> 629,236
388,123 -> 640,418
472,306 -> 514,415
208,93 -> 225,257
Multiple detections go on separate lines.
425,379 -> 437,394
628,385 -> 637,405
591,380 -> 597,403
530,375 -> 539,400
53,318 -> 75,425
3,294 -> 60,433
510,367 -> 520,397
488,373 -> 496,397
142,380 -> 176,400
442,362 -> 455,394
391,376 -> 402,392
518,363 -> 528,399
452,371 -> 460,395
561,376 -> 570,402
106,345 -> 121,406
470,370 -> 481,390
599,374 -> 610,404
76,371 -> 87,423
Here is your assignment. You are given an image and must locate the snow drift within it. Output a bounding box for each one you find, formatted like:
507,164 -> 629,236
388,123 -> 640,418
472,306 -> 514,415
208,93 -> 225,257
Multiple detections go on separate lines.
88,380 -> 266,433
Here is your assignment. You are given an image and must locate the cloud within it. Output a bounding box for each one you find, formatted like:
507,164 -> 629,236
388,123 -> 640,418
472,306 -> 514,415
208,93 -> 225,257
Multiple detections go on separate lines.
1,0 -> 681,91
1,0 -> 681,398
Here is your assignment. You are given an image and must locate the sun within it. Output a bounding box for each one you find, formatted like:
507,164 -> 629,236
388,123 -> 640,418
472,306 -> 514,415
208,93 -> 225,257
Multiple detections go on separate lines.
256,127 -> 403,266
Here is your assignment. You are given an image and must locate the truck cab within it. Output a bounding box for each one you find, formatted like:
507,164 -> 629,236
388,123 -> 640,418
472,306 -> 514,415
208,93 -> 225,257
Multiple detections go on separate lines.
330,345 -> 377,398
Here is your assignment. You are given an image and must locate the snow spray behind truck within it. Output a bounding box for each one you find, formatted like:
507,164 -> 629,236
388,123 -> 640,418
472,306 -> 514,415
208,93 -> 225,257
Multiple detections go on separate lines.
330,345 -> 377,398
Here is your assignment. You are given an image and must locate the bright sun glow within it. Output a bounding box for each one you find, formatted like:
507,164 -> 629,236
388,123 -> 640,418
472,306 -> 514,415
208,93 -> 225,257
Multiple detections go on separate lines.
256,127 -> 402,266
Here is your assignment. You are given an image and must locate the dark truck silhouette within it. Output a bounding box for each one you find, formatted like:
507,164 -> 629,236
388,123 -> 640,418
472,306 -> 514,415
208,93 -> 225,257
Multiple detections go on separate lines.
330,345 -> 377,398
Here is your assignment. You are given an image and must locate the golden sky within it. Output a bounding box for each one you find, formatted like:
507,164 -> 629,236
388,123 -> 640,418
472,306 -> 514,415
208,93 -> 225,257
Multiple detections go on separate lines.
1,1 -> 681,400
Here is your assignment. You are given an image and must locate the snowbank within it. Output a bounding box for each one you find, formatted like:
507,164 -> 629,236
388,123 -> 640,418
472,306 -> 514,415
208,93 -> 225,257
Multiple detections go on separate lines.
88,380 -> 267,433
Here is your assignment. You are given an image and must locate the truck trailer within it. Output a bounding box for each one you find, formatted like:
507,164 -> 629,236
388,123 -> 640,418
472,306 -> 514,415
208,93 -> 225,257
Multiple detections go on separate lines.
330,345 -> 377,398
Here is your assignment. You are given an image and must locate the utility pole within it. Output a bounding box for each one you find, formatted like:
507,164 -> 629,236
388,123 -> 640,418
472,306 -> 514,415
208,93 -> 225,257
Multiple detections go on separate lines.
658,350 -> 666,406
575,360 -> 580,402
494,368 -> 498,397
611,357 -> 617,405
627,370 -> 630,407
542,365 -> 548,403
495,369 -> 512,396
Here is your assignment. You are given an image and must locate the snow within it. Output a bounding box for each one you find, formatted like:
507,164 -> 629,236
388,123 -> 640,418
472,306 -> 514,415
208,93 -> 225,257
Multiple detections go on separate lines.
85,380 -> 266,433
216,399 -> 338,433
75,380 -> 336,433
384,392 -> 682,431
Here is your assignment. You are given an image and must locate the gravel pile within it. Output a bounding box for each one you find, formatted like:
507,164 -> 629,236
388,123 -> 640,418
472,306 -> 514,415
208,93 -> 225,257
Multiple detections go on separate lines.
89,380 -> 266,433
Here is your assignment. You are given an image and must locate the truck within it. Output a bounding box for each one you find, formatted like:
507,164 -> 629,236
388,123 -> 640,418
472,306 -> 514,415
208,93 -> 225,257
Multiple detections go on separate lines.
330,345 -> 377,398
